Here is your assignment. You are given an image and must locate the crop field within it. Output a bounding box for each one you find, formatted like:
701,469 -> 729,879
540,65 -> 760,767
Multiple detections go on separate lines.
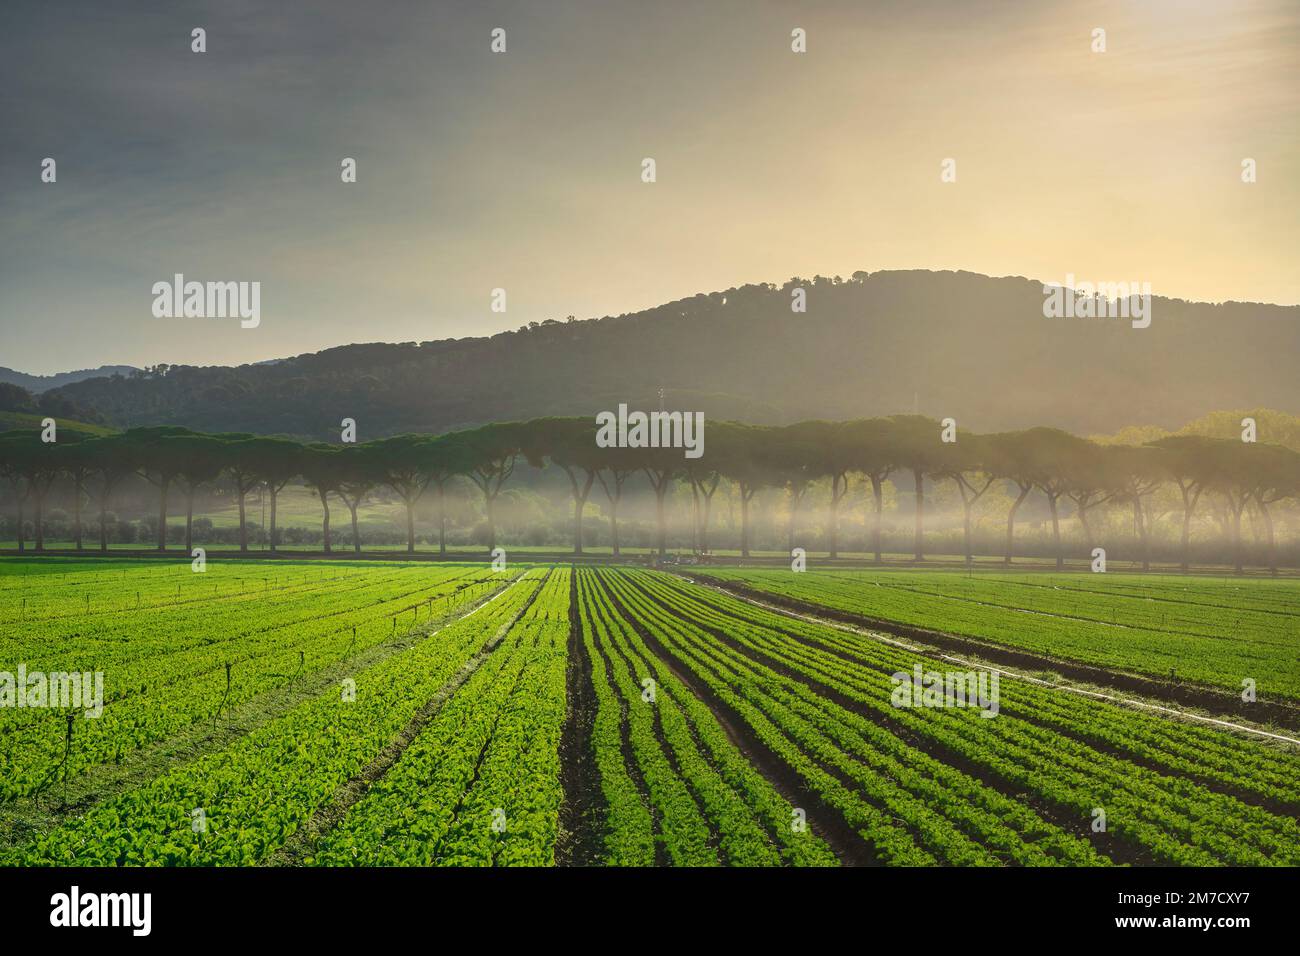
698,568 -> 1300,704
0,558 -> 1297,866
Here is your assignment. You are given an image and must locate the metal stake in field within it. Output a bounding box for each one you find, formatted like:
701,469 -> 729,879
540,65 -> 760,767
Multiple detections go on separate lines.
61,714 -> 75,805
214,662 -> 232,732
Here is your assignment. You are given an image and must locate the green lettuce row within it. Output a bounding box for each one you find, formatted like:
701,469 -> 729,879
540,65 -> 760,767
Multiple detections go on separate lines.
707,569 -> 1299,699
1,570 -> 547,865
581,569 -> 837,866
0,568 -> 505,801
595,569 -> 935,865
317,570 -> 569,866
644,572 -> 1298,865
610,571 -> 1067,866
679,572 -> 1300,807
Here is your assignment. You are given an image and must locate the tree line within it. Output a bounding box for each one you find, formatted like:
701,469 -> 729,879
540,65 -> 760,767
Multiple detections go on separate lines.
1,416 -> 1297,572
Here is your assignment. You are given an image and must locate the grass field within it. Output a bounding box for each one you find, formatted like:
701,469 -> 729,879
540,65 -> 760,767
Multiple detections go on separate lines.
0,557 -> 1296,866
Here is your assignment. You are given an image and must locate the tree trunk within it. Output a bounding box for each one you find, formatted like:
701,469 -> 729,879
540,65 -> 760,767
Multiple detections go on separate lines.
829,473 -> 844,559
871,475 -> 884,563
1231,504 -> 1243,574
1074,499 -> 1095,553
185,492 -> 194,554
16,494 -> 25,553
238,488 -> 248,552
786,491 -> 799,554
437,484 -> 447,557
690,482 -> 700,554
655,488 -> 667,557
609,496 -> 621,556
699,488 -> 715,554
1049,495 -> 1062,571
1133,497 -> 1149,572
1178,484 -> 1200,573
157,480 -> 169,552
912,468 -> 924,562
963,502 -> 974,564
1259,501 -> 1276,575
1005,485 -> 1031,566
1180,501 -> 1192,573
574,493 -> 588,555
34,488 -> 45,552
319,489 -> 332,553
270,487 -> 279,553
99,497 -> 109,552
567,468 -> 594,556
73,478 -> 84,551
405,499 -> 416,554
350,502 -> 361,554
740,490 -> 752,558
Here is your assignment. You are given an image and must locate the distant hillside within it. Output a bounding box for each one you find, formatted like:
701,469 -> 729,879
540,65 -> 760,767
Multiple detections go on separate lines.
0,365 -> 138,393
0,411 -> 113,439
44,271 -> 1300,439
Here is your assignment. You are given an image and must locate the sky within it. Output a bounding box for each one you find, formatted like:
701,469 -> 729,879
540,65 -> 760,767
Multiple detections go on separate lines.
1,0 -> 1296,375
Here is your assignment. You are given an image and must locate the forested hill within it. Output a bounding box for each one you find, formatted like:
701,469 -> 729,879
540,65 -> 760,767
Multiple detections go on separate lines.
43,270 -> 1300,440
0,365 -> 138,393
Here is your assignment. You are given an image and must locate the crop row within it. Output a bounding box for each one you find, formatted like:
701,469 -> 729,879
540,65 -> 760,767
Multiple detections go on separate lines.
0,567 -> 510,801
705,568 -> 1300,700
787,617 -> 1300,809
577,570 -> 837,866
632,570 -> 1300,865
1,569 -> 549,865
816,570 -> 1296,646
0,564 -> 476,667
314,569 -> 570,865
687,575 -> 1300,809
0,561 -> 404,624
603,570 -> 1112,866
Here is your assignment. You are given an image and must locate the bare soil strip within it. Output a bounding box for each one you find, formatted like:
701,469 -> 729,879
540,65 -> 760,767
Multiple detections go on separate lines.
556,568 -> 608,867
688,572 -> 1300,735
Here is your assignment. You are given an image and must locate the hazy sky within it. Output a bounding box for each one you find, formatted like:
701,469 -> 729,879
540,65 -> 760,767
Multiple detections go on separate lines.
2,0 -> 1296,374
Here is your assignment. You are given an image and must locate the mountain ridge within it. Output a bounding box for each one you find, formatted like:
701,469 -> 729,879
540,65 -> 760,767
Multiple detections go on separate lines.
0,365 -> 140,393
30,270 -> 1300,439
